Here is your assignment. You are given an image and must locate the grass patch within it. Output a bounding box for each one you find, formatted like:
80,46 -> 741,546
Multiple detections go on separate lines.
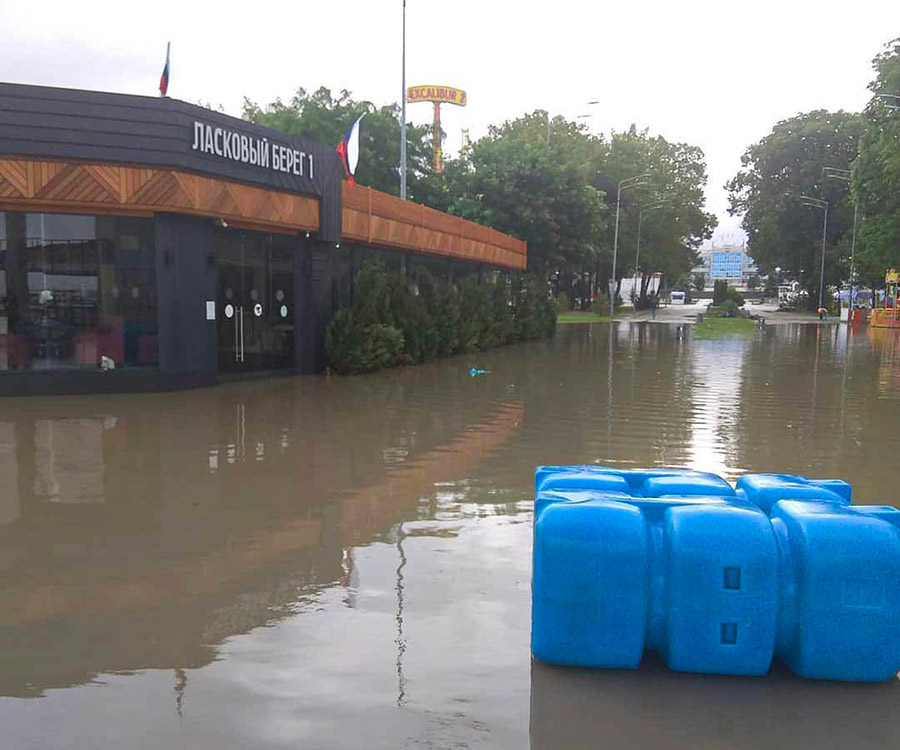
693,317 -> 757,338
557,311 -> 616,324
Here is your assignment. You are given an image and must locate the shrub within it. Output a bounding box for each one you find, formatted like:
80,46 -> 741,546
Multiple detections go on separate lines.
353,257 -> 391,327
726,287 -> 745,306
457,277 -> 491,352
325,308 -> 362,374
435,283 -> 460,356
591,293 -> 611,316
489,279 -> 514,346
385,270 -> 433,364
326,309 -> 406,374
713,279 -> 728,304
325,260 -> 556,374
706,299 -> 742,318
515,275 -> 554,340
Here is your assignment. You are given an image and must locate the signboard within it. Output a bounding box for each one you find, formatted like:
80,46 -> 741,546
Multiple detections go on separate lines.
886,269 -> 900,284
407,86 -> 467,107
0,82 -> 343,242
191,121 -> 314,179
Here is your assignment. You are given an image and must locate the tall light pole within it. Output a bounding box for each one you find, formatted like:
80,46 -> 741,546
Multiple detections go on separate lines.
611,173 -> 650,318
400,0 -> 408,200
800,195 -> 829,310
823,166 -> 858,317
634,202 -> 668,304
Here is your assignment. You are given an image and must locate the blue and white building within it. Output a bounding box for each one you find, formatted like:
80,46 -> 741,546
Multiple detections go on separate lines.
694,244 -> 757,287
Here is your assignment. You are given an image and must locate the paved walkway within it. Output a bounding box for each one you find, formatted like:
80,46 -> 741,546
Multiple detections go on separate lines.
624,301 -> 839,326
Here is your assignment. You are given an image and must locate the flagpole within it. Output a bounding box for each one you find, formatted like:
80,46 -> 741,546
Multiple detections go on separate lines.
400,0 -> 407,200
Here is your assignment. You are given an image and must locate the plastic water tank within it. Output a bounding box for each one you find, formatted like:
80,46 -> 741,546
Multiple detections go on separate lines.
532,467 -> 900,681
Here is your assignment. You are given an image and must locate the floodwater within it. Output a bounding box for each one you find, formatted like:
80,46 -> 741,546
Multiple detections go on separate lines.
1,322 -> 900,749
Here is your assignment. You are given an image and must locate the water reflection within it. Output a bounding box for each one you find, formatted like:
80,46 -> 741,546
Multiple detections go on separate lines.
0,323 -> 899,748
687,335 -> 750,479
0,372 -> 524,698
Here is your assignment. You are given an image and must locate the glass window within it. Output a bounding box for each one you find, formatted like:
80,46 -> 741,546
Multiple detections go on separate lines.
0,212 -> 157,371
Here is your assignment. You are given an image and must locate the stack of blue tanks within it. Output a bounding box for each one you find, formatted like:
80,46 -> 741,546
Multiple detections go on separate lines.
532,467 -> 900,681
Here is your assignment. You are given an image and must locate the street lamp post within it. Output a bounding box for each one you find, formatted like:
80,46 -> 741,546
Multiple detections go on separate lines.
800,195 -> 829,310
823,167 -> 858,318
611,173 -> 650,318
400,0 -> 408,200
634,202 -> 668,305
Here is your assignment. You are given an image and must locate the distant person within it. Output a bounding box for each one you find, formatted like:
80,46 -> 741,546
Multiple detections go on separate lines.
817,306 -> 828,320
651,296 -> 658,320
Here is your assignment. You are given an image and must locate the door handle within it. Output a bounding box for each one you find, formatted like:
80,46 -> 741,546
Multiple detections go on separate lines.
234,308 -> 239,362
239,306 -> 245,362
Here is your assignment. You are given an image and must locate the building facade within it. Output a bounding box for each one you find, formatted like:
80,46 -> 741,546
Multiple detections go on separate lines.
0,83 -> 525,395
694,244 -> 757,286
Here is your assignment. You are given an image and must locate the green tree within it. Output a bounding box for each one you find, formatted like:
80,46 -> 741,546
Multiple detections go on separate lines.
446,111 -> 608,280
243,86 -> 436,200
692,273 -> 706,291
854,38 -> 900,282
594,127 -> 716,303
727,110 -> 864,309
747,273 -> 760,290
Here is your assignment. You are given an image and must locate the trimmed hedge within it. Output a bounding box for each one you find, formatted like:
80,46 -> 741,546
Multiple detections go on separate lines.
325,258 -> 557,374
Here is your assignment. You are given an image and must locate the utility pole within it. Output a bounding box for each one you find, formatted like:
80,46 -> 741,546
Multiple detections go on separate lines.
634,202 -> 667,305
823,167 -> 857,317
800,195 -> 829,310
611,173 -> 650,319
400,0 -> 408,200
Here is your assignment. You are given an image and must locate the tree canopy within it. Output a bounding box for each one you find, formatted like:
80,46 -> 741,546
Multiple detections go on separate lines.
244,88 -> 715,302
726,110 -> 863,305
854,38 -> 900,282
599,127 -> 715,300
444,111 -> 608,277
442,117 -> 714,302
242,87 -> 439,202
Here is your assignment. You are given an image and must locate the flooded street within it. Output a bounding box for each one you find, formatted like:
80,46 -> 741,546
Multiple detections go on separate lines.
2,322 -> 900,749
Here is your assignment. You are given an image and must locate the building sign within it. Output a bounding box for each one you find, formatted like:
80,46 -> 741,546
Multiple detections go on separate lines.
406,86 -> 467,107
191,121 -> 314,179
0,82 -> 342,242
886,269 -> 900,284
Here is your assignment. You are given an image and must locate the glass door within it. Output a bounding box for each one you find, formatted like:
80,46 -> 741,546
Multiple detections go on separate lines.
216,230 -> 294,374
216,231 -> 246,373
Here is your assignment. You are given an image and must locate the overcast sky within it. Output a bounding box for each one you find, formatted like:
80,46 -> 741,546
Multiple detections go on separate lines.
2,0 -> 898,243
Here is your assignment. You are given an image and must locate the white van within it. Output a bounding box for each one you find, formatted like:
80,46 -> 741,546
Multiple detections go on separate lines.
670,290 -> 686,305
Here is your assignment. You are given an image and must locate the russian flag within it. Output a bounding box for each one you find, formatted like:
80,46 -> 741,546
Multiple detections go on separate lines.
159,42 -> 170,97
336,114 -> 364,185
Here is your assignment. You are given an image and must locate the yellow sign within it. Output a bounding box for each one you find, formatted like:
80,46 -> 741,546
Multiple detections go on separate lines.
887,269 -> 900,284
407,85 -> 467,107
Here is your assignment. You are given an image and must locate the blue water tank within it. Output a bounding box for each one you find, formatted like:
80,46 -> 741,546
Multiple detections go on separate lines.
532,467 -> 900,682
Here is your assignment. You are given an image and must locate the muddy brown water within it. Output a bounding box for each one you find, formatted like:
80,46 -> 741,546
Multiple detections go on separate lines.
1,322 -> 899,749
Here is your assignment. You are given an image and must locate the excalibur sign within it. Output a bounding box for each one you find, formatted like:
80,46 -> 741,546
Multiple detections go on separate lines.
406,85 -> 467,173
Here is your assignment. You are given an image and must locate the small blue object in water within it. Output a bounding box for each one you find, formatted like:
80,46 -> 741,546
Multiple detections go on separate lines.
532,466 -> 900,681
469,368 -> 490,377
